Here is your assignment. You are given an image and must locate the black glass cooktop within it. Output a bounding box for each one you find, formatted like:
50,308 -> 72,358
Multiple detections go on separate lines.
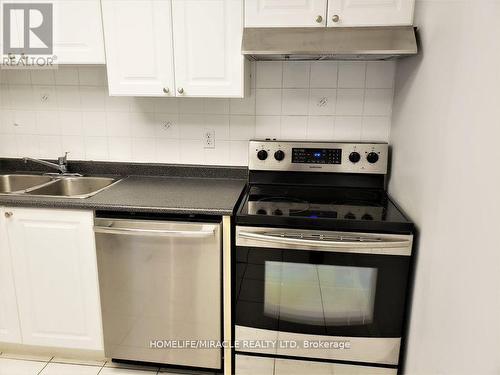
236,184 -> 413,234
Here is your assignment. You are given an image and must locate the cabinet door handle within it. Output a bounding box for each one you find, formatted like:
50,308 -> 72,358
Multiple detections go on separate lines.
177,87 -> 184,94
4,212 -> 13,218
331,14 -> 340,23
163,87 -> 169,94
315,15 -> 323,23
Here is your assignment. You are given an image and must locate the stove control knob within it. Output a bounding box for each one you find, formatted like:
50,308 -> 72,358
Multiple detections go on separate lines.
257,150 -> 268,161
367,152 -> 379,164
349,152 -> 361,163
274,150 -> 285,161
361,213 -> 373,220
274,209 -> 283,216
257,209 -> 267,215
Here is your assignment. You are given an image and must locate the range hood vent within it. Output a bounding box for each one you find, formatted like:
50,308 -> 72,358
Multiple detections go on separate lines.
242,26 -> 417,61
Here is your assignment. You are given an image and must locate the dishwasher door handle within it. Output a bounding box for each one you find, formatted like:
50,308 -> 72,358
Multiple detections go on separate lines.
94,226 -> 216,237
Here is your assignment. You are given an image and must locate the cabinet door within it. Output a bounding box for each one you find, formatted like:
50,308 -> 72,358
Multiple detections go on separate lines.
327,0 -> 414,27
101,0 -> 175,96
0,208 -> 22,344
2,0 -> 105,64
51,0 -> 106,64
5,208 -> 103,350
245,0 -> 328,27
172,0 -> 245,97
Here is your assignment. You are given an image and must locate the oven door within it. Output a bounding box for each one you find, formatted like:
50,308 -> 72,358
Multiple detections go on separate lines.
234,226 -> 413,365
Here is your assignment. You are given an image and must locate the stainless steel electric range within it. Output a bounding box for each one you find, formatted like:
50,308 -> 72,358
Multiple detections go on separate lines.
234,140 -> 414,375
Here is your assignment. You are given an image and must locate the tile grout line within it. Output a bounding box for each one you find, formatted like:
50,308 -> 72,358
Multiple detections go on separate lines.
36,356 -> 53,375
96,360 -> 106,374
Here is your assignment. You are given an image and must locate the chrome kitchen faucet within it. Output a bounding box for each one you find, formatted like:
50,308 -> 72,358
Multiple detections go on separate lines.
23,152 -> 69,174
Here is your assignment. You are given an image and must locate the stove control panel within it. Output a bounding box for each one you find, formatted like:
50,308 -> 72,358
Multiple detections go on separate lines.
292,148 -> 342,164
249,140 -> 388,174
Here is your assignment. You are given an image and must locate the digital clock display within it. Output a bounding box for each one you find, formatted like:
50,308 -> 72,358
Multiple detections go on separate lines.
292,148 -> 342,164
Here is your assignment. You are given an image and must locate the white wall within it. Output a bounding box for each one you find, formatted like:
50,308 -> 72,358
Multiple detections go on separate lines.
390,1 -> 500,374
0,61 -> 395,165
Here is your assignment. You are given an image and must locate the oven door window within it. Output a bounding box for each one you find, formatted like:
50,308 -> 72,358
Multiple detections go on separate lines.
265,262 -> 377,327
235,247 -> 410,337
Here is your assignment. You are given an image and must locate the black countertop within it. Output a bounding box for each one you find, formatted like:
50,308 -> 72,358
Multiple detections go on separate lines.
0,159 -> 248,216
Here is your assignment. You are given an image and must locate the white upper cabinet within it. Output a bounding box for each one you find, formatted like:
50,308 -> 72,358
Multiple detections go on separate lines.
50,0 -> 105,64
102,0 -> 244,97
2,0 -> 105,64
101,0 -> 175,96
172,0 -> 244,97
245,0 -> 414,27
5,208 -> 103,351
0,208 -> 22,344
327,0 -> 414,27
245,0 -> 328,27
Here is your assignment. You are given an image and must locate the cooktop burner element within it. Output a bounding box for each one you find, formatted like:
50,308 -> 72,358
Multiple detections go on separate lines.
236,140 -> 413,234
246,185 -> 385,220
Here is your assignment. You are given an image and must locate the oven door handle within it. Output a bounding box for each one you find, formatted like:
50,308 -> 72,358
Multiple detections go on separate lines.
237,231 -> 411,252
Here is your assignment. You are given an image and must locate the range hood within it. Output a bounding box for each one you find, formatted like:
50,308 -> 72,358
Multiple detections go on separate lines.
242,26 -> 417,61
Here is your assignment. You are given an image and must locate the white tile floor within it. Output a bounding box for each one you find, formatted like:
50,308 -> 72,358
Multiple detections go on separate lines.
0,352 -> 214,375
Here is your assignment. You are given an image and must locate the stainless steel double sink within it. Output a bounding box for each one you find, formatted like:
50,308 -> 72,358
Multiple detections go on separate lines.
0,174 -> 120,198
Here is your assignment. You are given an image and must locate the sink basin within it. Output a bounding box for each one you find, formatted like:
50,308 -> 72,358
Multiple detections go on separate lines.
0,174 -> 54,193
25,177 -> 119,198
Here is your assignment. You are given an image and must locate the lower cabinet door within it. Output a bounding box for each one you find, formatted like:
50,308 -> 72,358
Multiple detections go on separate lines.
0,207 -> 22,344
5,208 -> 103,350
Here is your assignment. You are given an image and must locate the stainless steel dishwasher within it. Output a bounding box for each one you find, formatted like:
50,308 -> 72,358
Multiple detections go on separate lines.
94,217 -> 222,369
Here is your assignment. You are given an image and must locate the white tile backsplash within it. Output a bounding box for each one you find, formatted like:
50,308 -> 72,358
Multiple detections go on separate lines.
336,89 -> 365,115
256,88 -> 282,115
338,62 -> 366,88
364,89 -> 394,116
362,116 -> 391,142
334,116 -> 363,141
310,61 -> 338,88
306,116 -> 334,140
308,89 -> 336,116
54,67 -> 79,85
256,61 -> 283,88
230,115 -> 256,141
108,137 -> 131,162
280,116 -> 307,140
282,89 -> 309,116
283,62 -> 310,88
0,62 -> 395,165
366,61 -> 396,89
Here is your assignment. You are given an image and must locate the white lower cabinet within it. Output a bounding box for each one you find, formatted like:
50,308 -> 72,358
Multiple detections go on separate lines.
1,207 -> 103,351
0,208 -> 22,344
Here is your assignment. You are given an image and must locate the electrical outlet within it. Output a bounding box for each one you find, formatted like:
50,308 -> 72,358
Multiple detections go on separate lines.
204,129 -> 215,149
